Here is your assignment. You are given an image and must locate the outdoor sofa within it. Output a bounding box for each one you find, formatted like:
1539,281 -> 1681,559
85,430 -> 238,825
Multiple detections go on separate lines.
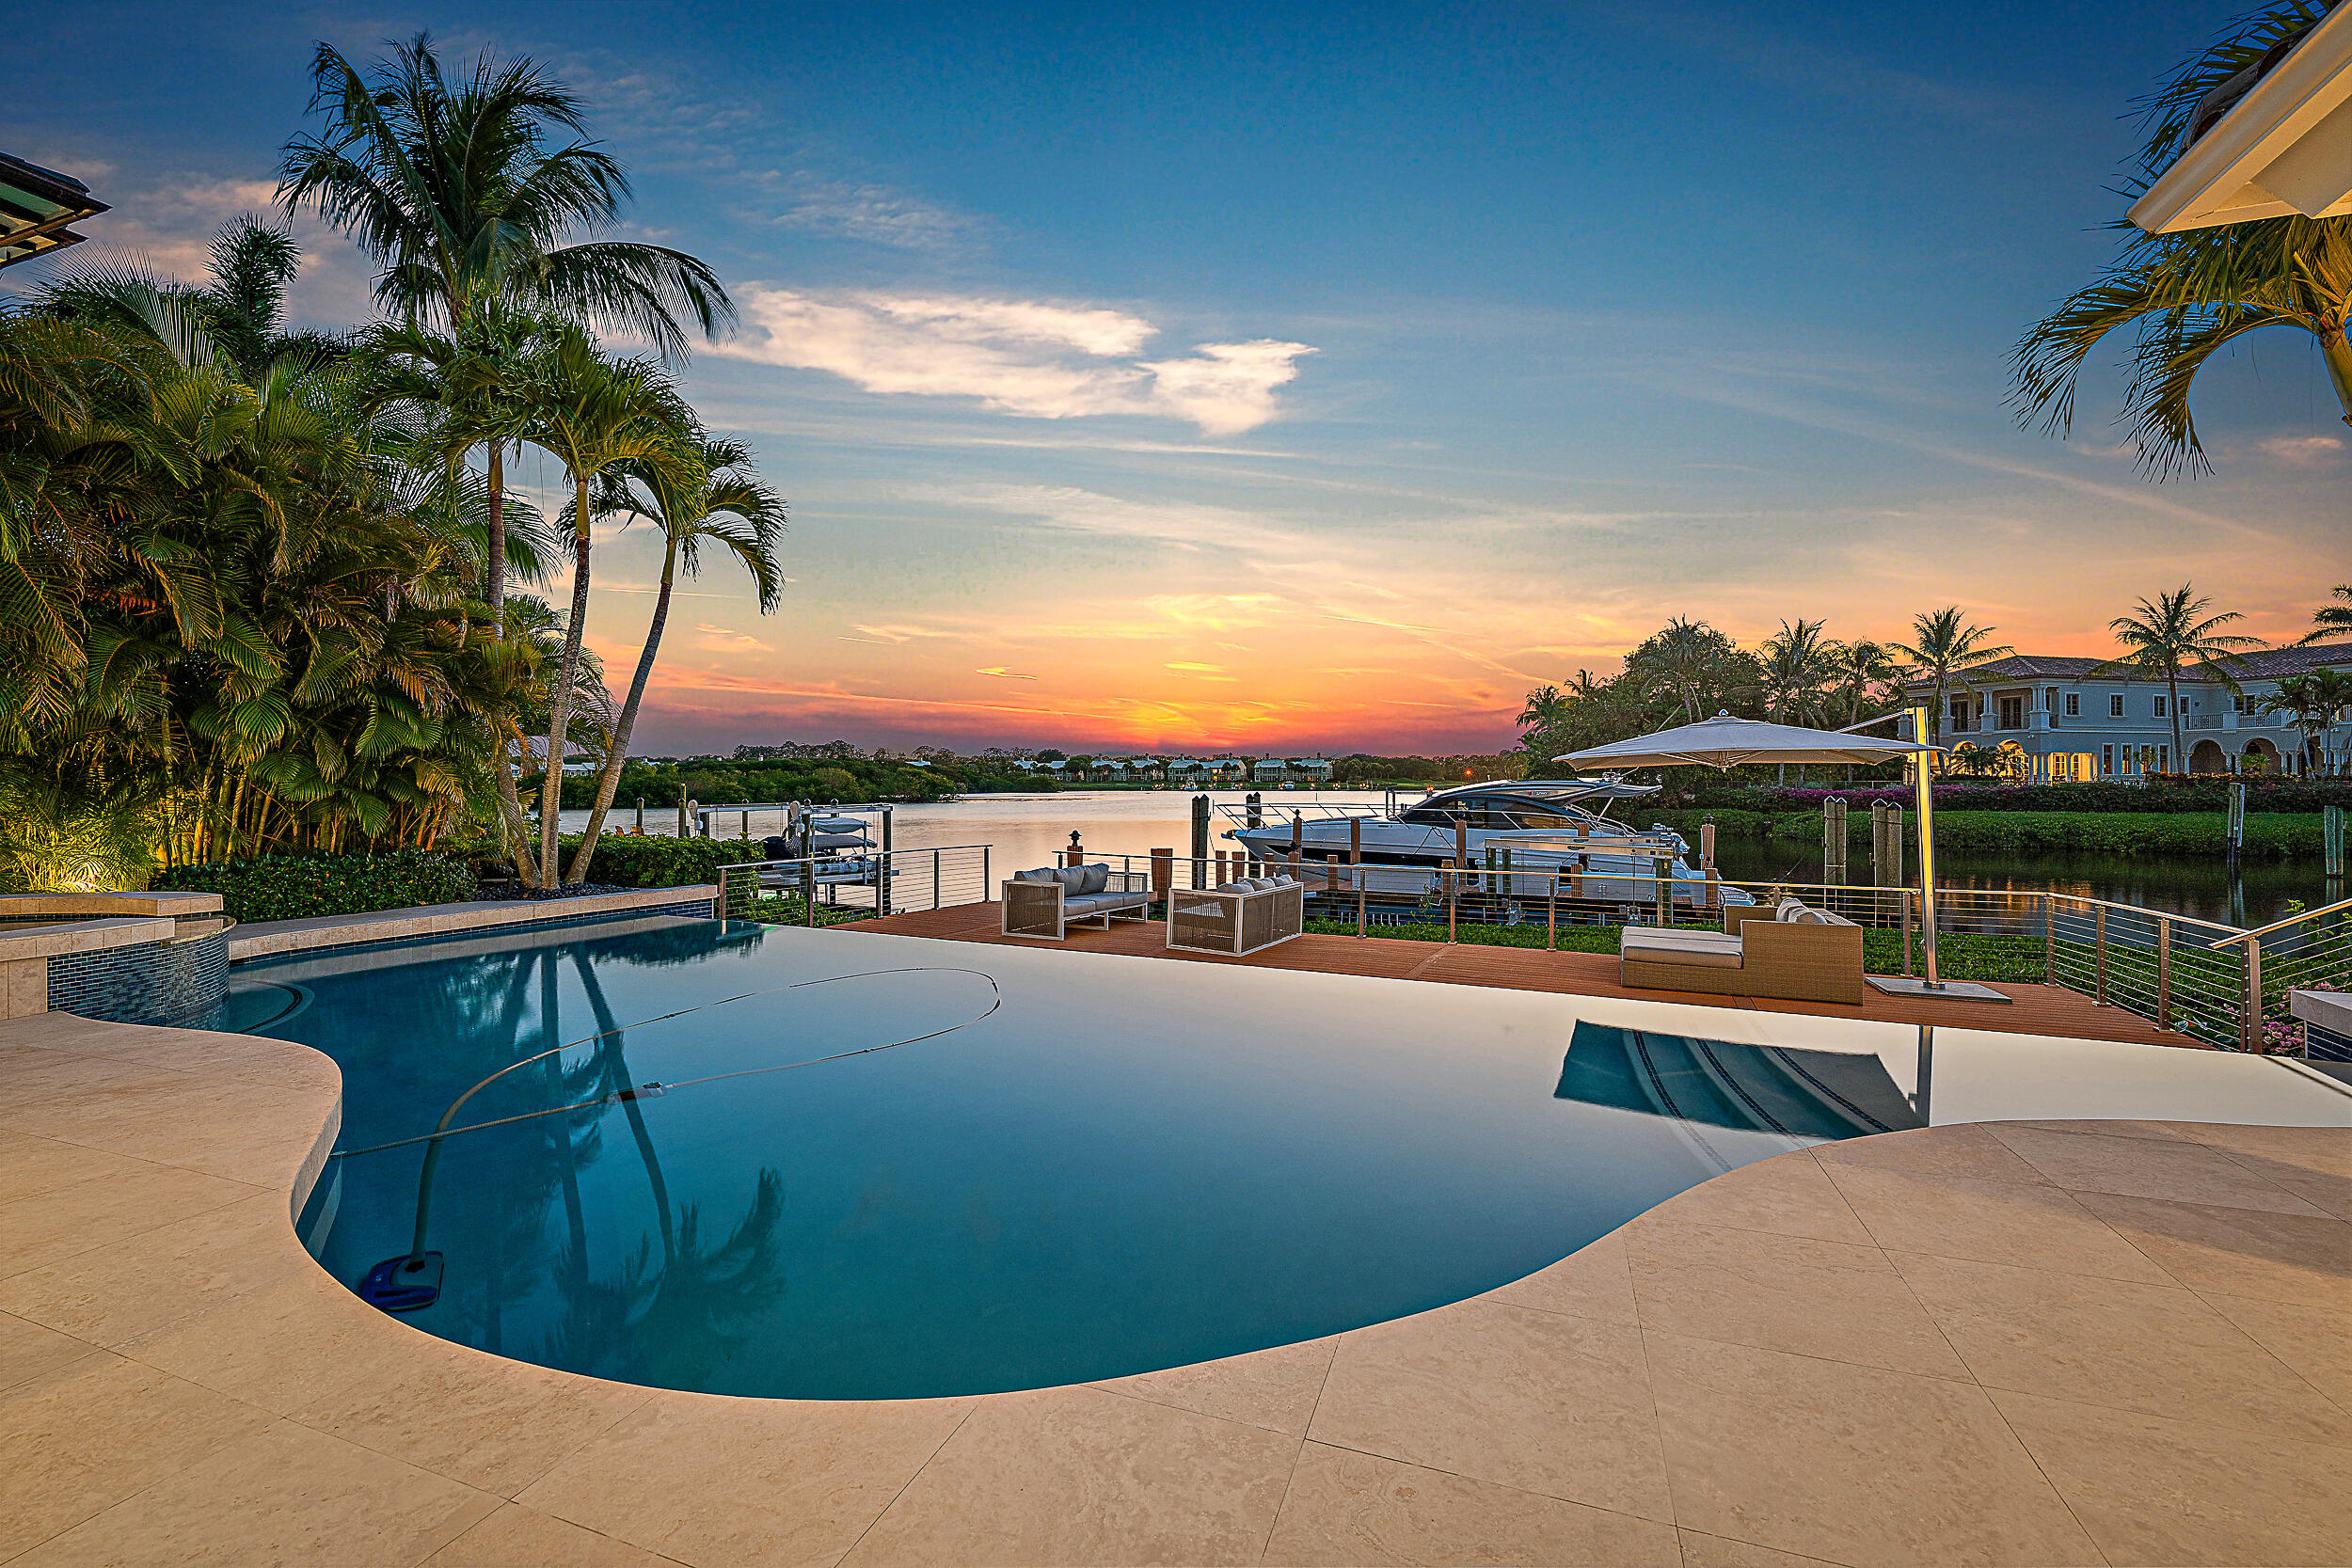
1168,875 -> 1305,957
1618,897 -> 1866,1005
1000,863 -> 1153,941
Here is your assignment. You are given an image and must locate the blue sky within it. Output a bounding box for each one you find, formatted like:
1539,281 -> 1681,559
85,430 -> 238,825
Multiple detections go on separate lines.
10,2 -> 2346,752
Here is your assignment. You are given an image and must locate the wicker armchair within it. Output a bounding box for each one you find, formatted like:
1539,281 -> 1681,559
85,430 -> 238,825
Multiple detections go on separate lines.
1619,900 -> 1866,1005
1168,876 -> 1306,956
1000,863 -> 1152,941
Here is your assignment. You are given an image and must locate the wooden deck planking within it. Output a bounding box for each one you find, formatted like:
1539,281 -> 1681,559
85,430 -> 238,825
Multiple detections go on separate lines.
846,901 -> 2208,1049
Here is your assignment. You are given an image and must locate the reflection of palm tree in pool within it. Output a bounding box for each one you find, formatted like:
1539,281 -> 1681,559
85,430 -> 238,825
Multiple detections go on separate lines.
536,949 -> 791,1384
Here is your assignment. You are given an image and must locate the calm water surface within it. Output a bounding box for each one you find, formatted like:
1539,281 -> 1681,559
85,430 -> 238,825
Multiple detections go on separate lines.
264,918 -> 1844,1400
565,790 -> 2330,927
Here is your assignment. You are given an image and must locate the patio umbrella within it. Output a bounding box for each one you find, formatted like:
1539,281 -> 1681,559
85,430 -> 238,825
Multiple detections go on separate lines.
1559,710 -> 1998,1002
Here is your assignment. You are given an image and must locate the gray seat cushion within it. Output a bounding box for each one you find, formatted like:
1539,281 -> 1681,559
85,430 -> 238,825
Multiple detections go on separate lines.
1013,867 -> 1060,885
1076,863 -> 1110,895
1621,927 -> 1744,969
1063,889 -> 1148,916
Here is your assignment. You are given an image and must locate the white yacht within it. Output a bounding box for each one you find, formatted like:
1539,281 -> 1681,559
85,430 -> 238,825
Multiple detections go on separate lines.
1219,780 -> 1749,909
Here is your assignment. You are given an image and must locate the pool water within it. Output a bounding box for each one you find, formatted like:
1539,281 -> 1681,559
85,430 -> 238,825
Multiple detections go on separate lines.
255,915 -> 1916,1400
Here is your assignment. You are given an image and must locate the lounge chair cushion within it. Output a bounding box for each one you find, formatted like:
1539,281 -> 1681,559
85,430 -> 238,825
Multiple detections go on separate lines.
1013,867 -> 1060,884
1621,927 -> 1744,969
1776,899 -> 1809,922
1074,863 -> 1111,895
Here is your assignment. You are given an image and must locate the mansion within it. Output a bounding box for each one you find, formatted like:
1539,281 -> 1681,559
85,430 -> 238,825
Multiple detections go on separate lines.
1899,643 -> 2350,779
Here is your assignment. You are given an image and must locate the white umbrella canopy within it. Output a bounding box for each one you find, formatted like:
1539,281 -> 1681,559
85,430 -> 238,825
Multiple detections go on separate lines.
1556,712 -> 1938,770
1558,710 -> 1997,1004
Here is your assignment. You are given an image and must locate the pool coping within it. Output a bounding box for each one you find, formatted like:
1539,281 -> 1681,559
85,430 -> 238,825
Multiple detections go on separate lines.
227,883 -> 719,961
2,964 -> 2346,1564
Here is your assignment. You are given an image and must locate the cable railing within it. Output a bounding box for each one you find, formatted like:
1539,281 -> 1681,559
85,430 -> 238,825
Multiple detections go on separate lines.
711,833 -> 2348,1059
1101,842 -> 2348,1056
713,844 -> 995,927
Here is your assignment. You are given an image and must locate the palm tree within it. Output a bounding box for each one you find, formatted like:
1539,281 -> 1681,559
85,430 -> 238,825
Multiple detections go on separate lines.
1828,638 -> 1899,727
278,33 -> 731,356
2302,584 -> 2352,646
520,330 -> 693,885
2261,667 -> 2349,774
2009,5 -> 2350,476
1756,618 -> 1834,783
1823,638 -> 1899,783
358,309 -> 565,879
1889,609 -> 2015,745
1629,618 -> 1751,725
565,435 -> 785,884
282,32 -> 732,874
2093,584 -> 2263,770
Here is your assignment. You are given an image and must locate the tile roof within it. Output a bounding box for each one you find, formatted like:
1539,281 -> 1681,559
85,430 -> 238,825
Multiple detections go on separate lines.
1902,642 -> 2350,688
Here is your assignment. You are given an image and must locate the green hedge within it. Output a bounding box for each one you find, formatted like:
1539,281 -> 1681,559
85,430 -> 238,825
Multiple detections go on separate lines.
1299,917 -> 2045,984
1674,780 -> 2352,814
547,834 -> 762,889
1650,808 -> 2324,859
163,849 -> 476,924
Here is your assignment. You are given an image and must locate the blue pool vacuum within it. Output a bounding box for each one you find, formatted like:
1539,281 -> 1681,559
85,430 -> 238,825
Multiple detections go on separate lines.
358,1250 -> 444,1311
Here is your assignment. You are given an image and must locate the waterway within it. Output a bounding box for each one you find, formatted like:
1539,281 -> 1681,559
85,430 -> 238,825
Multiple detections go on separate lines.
560,789 -> 2334,929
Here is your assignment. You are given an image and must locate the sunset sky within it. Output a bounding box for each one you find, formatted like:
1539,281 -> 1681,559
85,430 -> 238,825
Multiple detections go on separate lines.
12,2 -> 2347,755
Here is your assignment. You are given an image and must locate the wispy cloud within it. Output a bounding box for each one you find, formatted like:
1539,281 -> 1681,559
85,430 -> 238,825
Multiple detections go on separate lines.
2260,435 -> 2344,467
974,667 -> 1038,679
694,623 -> 771,651
850,623 -> 955,643
768,177 -> 979,252
716,288 -> 1314,436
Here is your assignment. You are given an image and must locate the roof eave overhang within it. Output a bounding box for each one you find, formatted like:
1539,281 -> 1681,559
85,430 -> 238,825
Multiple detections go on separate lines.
2129,5 -> 2352,234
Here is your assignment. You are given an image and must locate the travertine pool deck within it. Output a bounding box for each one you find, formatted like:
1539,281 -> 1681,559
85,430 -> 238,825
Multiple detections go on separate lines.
2,1008 -> 2346,1566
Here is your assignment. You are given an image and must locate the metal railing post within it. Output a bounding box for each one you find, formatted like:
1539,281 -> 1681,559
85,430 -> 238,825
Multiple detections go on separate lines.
1352,820 -> 1365,937
803,855 -> 816,927
1903,889 -> 1915,976
2242,937 -> 2263,1053
2042,894 -> 2055,985
983,845 -> 991,901
2156,917 -> 2172,1031
713,865 -> 726,922
1548,871 -> 1558,951
1446,863 -> 1457,942
2094,906 -> 2108,1005
1652,856 -> 1670,928
933,848 -> 942,911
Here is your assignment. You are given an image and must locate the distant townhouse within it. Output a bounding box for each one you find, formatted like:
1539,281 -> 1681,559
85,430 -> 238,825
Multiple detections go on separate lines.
1899,643 -> 2350,778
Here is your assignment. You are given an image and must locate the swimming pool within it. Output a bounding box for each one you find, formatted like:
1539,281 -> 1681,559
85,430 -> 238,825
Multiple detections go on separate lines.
249,915 -> 2347,1401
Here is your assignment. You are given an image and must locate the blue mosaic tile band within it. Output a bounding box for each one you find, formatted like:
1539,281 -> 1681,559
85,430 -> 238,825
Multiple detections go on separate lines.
47,930 -> 229,1025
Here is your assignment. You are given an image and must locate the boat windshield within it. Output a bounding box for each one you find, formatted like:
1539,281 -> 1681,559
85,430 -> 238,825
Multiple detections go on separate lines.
1394,781 -> 1651,831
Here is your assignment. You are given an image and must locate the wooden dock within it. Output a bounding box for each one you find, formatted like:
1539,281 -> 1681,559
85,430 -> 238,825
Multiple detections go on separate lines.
848,901 -> 2210,1049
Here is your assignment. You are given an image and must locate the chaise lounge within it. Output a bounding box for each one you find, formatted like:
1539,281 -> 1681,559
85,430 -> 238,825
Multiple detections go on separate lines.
1000,863 -> 1153,941
1619,898 -> 1867,1005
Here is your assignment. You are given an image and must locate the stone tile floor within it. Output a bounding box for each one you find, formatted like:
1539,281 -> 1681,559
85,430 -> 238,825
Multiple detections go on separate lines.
1,1007 -> 2346,1567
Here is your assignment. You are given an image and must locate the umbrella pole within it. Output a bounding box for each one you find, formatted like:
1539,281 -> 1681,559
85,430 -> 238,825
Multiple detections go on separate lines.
1910,705 -> 1941,989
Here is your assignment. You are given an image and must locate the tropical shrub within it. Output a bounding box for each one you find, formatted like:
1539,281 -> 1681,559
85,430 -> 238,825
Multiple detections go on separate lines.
165,849 -> 476,922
